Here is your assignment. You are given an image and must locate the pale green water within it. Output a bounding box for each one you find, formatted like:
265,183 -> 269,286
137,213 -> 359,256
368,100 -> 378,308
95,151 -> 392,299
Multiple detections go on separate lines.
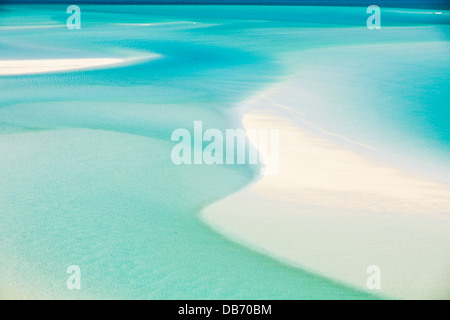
0,5 -> 449,299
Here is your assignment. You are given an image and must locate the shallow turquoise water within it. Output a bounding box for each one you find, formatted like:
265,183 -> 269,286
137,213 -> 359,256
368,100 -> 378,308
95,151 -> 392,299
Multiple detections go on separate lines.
0,5 -> 448,299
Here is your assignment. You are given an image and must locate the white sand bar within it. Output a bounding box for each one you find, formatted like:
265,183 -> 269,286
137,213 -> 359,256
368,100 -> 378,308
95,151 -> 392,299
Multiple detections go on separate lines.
202,95 -> 450,300
0,57 -> 158,76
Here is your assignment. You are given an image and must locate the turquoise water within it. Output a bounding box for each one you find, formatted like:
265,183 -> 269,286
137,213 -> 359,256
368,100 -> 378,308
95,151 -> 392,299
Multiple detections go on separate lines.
0,5 -> 448,299
274,40 -> 450,180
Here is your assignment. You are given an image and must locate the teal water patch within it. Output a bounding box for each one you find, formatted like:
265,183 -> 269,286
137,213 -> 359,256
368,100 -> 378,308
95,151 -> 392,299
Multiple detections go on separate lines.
0,129 -> 376,299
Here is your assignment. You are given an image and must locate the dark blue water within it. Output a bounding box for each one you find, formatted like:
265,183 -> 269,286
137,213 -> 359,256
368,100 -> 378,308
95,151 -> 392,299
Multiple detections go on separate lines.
3,0 -> 450,10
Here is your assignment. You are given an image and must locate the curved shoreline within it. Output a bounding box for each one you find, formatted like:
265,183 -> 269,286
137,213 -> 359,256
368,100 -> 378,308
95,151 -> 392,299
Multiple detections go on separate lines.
201,90 -> 450,300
